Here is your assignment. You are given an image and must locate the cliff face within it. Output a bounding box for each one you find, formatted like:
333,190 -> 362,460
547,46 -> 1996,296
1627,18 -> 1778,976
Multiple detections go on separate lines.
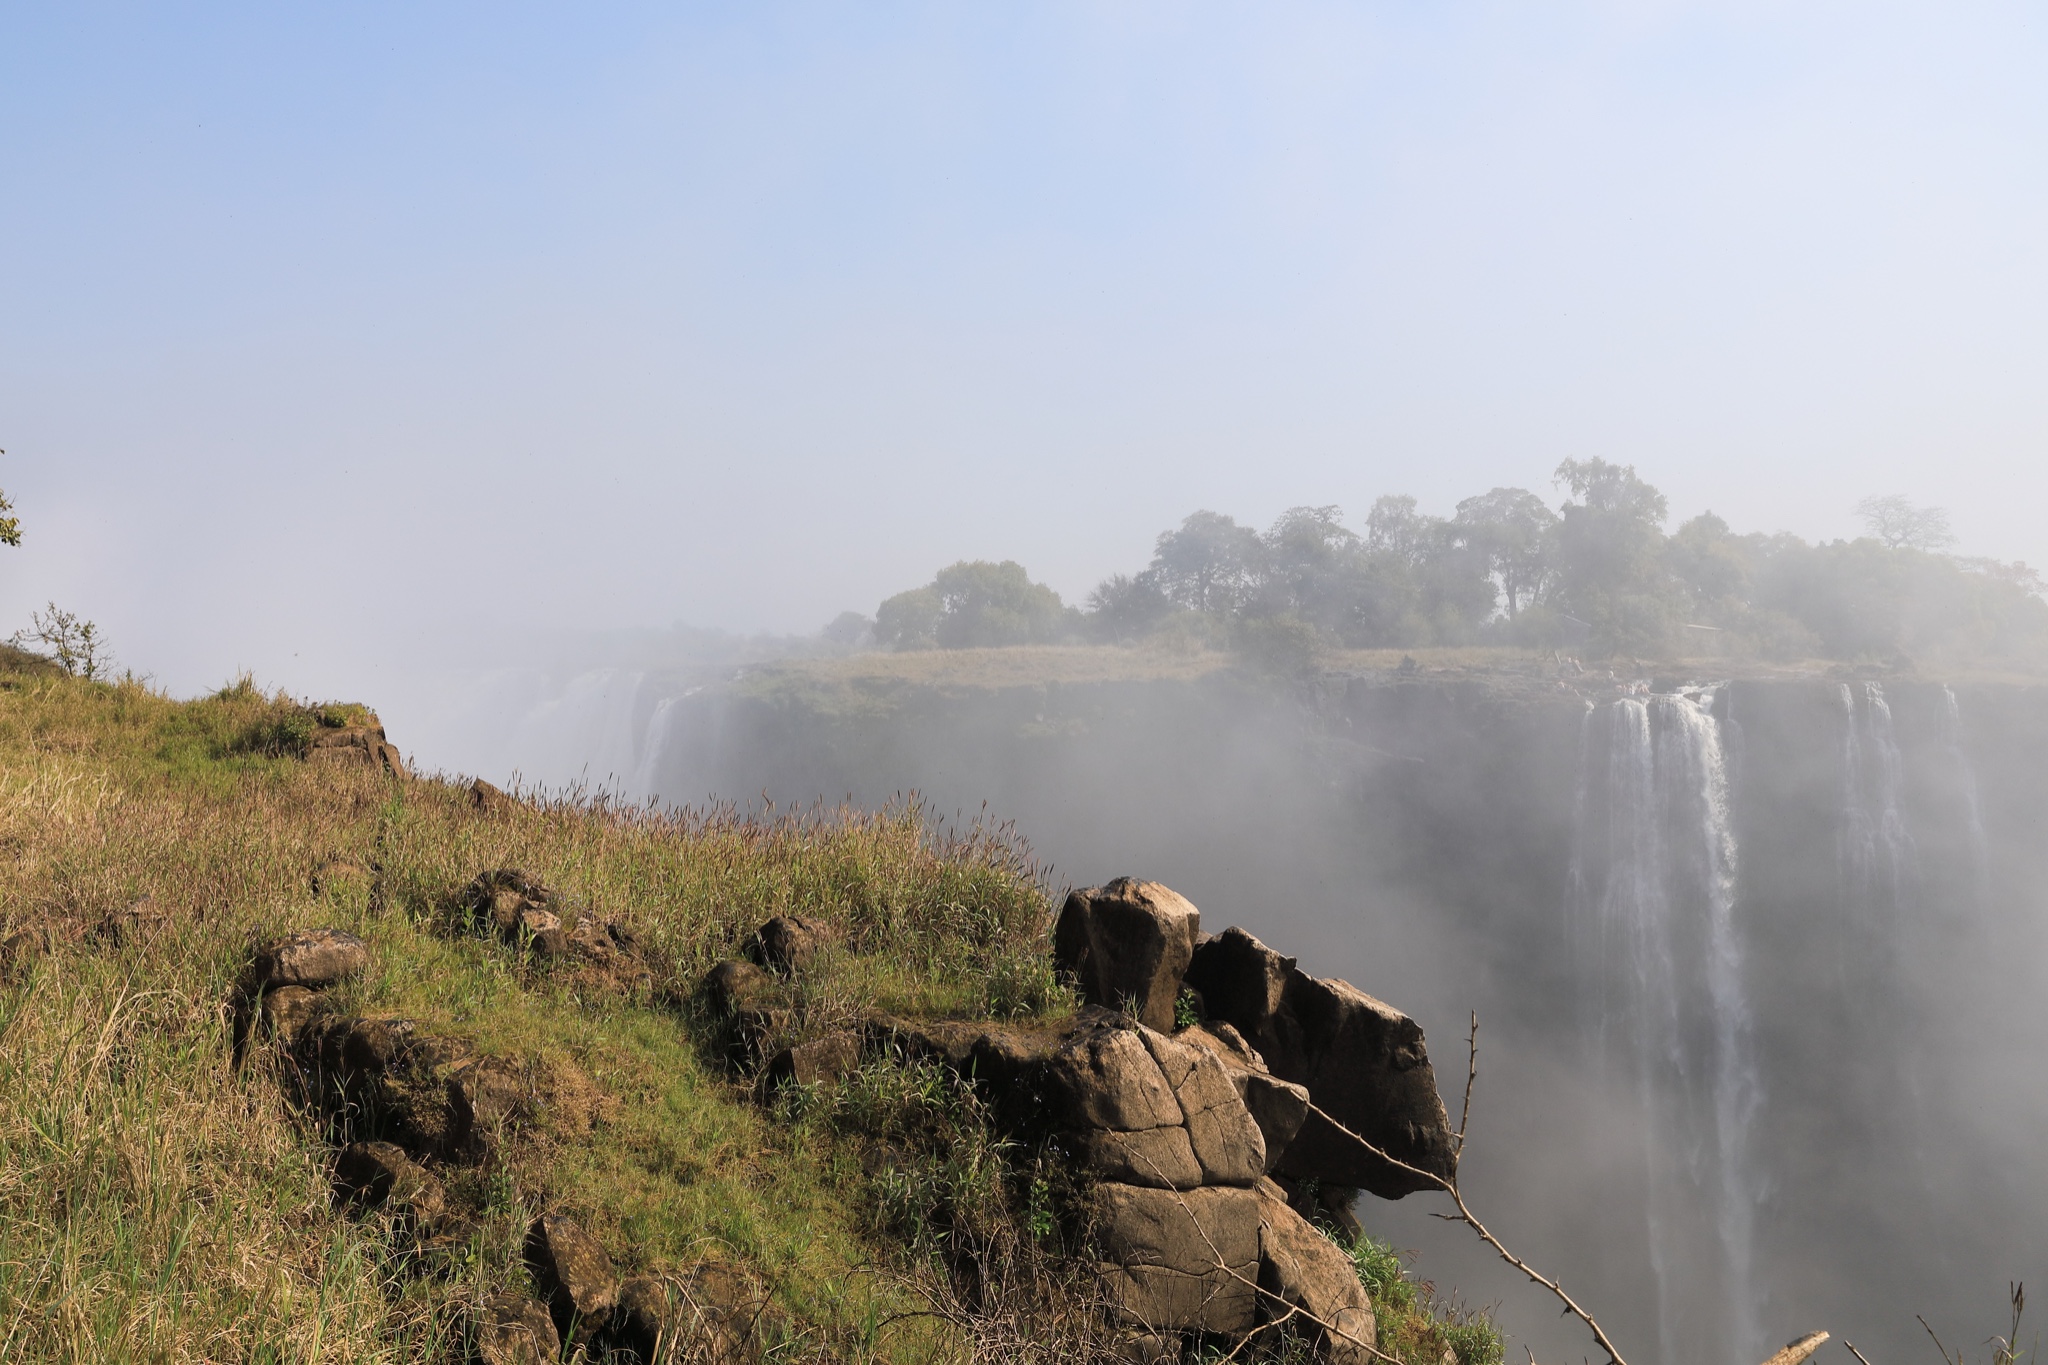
632,662 -> 2048,1365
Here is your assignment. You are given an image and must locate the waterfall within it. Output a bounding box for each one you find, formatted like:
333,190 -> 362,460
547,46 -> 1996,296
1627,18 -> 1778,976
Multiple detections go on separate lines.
1572,691 -> 1760,1365
1940,685 -> 1990,905
1838,682 -> 1913,917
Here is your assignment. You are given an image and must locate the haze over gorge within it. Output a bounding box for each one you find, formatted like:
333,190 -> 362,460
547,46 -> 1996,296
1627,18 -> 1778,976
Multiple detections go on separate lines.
389,475 -> 2048,1365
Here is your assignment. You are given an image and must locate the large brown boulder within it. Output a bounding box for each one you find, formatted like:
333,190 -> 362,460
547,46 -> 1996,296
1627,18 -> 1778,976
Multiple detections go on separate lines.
1178,1024 -> 1311,1173
1255,1180 -> 1378,1364
1054,878 -> 1200,1032
1091,1182 -> 1261,1334
1141,1028 -> 1266,1186
1186,927 -> 1456,1198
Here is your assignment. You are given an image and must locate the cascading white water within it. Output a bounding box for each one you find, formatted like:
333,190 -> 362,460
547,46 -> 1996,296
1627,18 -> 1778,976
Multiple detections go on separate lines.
1572,691 -> 1760,1365
1838,682 -> 1913,916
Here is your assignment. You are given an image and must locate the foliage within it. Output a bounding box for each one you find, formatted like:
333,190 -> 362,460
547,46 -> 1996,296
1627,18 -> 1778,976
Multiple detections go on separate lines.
0,483 -> 18,547
1346,1233 -> 1506,1365
13,602 -> 113,679
876,561 -> 1069,651
1049,465 -> 2048,666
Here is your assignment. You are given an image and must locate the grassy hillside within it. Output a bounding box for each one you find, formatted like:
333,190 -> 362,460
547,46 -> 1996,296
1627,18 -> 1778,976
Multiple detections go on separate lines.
0,666 -> 1498,1364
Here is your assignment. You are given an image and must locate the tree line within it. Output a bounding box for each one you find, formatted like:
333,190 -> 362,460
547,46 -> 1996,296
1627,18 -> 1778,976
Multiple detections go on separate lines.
854,460 -> 2047,665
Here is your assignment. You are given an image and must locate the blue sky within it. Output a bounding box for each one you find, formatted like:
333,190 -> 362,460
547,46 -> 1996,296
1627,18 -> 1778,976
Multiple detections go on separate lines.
4,3 -> 2045,691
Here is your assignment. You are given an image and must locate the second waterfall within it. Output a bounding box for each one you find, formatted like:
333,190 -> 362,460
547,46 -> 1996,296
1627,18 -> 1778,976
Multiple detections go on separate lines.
1571,690 -> 1762,1365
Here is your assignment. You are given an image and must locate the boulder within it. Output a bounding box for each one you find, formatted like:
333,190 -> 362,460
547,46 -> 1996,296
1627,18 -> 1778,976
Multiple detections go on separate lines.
1043,1022 -> 1184,1133
1090,1182 -> 1261,1335
700,959 -> 787,1063
526,1213 -> 620,1338
1178,1024 -> 1310,1172
1255,1179 -> 1377,1364
1141,1029 -> 1265,1186
475,1292 -> 561,1365
333,1140 -> 450,1235
306,720 -> 407,778
259,984 -> 323,1045
248,928 -> 370,991
1078,1125 -> 1205,1190
611,1276 -> 678,1361
92,895 -> 169,947
1186,926 -> 1456,1198
1054,878 -> 1201,1032
459,869 -> 561,937
469,778 -> 517,815
745,914 -> 839,976
760,1031 -> 862,1092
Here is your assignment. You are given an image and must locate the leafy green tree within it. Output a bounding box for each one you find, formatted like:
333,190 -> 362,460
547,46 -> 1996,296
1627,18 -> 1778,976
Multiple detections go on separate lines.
1149,511 -> 1262,615
1552,458 -> 1674,654
1452,487 -> 1556,620
1085,572 -> 1172,643
931,560 -> 1066,648
874,586 -> 941,650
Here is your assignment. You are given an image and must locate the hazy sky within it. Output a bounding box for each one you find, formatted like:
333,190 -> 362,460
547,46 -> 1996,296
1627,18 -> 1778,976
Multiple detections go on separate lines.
4,3 -> 2045,695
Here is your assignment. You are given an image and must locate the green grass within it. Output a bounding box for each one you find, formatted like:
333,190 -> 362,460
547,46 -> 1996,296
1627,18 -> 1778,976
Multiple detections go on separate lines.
0,666 -> 1505,1364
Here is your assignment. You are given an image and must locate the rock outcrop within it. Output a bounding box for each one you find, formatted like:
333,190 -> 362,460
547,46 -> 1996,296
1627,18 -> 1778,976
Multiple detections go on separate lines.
1254,1179 -> 1378,1363
1186,925 -> 1456,1198
456,869 -> 649,991
1054,877 -> 1201,1032
305,714 -> 408,778
1091,1181 -> 1262,1334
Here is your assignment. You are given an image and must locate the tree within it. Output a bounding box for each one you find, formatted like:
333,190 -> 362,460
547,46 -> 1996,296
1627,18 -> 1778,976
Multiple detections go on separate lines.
1,451 -> 19,548
930,560 -> 1066,648
14,603 -> 112,679
1085,572 -> 1172,643
1666,511 -> 1750,616
1258,505 -> 1361,627
1149,511 -> 1262,615
1364,495 -> 1433,563
1452,487 -> 1557,620
820,611 -> 872,647
1552,458 -> 1674,655
1855,494 -> 1957,552
874,587 -> 941,650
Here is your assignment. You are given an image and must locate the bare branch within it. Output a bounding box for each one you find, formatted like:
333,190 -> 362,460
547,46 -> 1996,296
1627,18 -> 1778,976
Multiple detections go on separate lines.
1845,1343 -> 1877,1365
1455,1011 -> 1479,1155
1298,1095 -> 1632,1365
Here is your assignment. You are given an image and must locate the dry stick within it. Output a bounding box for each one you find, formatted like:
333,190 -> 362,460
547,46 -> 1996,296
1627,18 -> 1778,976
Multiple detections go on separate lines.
1921,1316 -> 1961,1365
1298,1091 -> 1632,1365
1456,1010 -> 1479,1156
1845,1344 -> 1878,1365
